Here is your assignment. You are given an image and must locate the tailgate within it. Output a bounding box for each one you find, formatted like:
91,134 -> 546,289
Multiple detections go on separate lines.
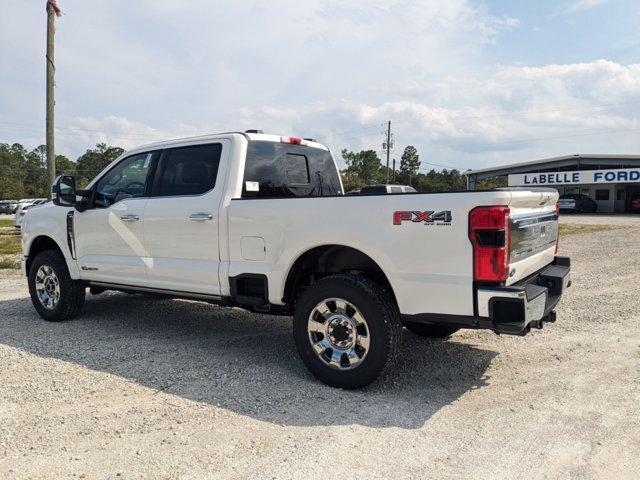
506,189 -> 559,285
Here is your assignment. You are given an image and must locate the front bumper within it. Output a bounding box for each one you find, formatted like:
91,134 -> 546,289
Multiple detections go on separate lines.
476,256 -> 571,335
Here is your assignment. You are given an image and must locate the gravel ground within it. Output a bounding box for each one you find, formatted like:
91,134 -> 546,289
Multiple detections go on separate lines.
559,213 -> 640,225
1,217 -> 639,479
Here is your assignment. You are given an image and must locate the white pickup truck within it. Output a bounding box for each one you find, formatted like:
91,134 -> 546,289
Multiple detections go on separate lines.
21,131 -> 571,388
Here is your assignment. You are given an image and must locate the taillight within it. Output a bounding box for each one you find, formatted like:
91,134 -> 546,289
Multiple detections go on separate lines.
555,203 -> 560,253
469,206 -> 511,282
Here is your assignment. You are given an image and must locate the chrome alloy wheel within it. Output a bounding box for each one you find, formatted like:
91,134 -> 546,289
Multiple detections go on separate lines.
35,265 -> 60,310
307,297 -> 370,370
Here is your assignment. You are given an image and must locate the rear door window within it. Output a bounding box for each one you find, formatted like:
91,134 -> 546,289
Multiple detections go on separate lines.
154,143 -> 222,197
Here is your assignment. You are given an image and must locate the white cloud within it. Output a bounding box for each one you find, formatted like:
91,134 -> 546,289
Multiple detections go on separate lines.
232,60 -> 640,169
31,60 -> 640,171
1,1 -> 638,173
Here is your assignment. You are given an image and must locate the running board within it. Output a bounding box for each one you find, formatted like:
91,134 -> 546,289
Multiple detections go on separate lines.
88,282 -> 224,302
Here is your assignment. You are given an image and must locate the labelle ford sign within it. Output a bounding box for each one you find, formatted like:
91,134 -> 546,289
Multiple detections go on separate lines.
508,168 -> 640,186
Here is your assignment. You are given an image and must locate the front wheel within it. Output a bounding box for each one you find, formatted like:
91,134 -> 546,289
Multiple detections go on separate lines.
28,250 -> 86,322
293,274 -> 402,389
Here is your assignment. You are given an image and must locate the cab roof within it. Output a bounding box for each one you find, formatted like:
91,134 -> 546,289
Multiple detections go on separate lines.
127,131 -> 329,155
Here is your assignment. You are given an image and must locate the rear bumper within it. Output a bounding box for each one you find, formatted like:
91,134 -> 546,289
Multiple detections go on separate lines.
401,256 -> 571,336
476,256 -> 571,335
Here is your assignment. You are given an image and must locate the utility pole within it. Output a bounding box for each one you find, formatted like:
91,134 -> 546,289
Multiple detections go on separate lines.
46,1 -> 62,198
383,121 -> 393,183
392,159 -> 396,183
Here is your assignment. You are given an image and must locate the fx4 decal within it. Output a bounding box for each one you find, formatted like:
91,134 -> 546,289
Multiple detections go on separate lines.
393,210 -> 452,225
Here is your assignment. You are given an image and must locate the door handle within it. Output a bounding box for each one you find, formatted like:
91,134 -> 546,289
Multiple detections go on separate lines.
120,214 -> 139,222
189,212 -> 214,221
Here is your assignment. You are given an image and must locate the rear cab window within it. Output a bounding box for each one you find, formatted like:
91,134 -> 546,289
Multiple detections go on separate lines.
242,141 -> 342,198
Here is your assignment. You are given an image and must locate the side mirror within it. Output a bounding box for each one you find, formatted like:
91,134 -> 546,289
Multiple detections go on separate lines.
52,175 -> 76,207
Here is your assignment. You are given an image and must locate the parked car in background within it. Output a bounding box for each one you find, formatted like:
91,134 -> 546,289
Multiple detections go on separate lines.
14,198 -> 47,228
557,193 -> 598,213
359,184 -> 417,195
0,200 -> 19,214
630,192 -> 640,213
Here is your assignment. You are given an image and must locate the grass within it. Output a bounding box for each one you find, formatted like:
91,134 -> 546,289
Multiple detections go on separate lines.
0,219 -> 13,228
0,257 -> 20,269
0,226 -> 21,269
0,234 -> 21,255
559,224 -> 616,236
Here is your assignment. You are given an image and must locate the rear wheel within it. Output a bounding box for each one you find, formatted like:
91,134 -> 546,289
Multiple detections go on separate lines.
403,321 -> 459,339
28,250 -> 85,322
293,274 -> 402,389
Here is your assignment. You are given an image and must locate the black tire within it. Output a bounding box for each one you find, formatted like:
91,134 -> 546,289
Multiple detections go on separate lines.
293,274 -> 402,389
28,250 -> 85,322
403,321 -> 459,339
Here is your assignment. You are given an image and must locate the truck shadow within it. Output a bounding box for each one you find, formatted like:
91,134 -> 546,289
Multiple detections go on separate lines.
0,292 -> 498,429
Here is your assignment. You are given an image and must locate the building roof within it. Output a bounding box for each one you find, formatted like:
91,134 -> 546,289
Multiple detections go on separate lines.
465,154 -> 640,177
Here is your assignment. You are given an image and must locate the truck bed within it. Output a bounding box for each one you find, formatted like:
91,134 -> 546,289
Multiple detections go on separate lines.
224,188 -> 559,317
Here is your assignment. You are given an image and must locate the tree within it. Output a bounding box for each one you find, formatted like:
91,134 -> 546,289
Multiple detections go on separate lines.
55,154 -> 76,176
76,143 -> 124,186
0,142 -> 123,198
0,143 -> 29,199
399,146 -> 420,185
24,145 -> 49,197
340,149 -> 383,187
476,176 -> 507,189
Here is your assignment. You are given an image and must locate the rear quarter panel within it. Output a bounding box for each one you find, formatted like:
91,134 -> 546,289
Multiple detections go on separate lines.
226,191 -> 514,316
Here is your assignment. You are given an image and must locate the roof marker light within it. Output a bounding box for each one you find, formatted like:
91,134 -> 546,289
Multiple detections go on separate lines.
281,136 -> 302,145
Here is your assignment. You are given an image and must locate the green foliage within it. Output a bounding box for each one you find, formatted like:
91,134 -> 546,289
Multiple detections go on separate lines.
0,258 -> 20,269
399,146 -> 420,183
475,176 -> 508,189
55,154 -> 76,176
0,143 -> 29,199
413,168 -> 468,192
76,143 -> 124,187
0,234 -> 21,255
338,147 -> 502,193
340,149 -> 384,188
0,142 -> 124,199
0,219 -> 12,227
0,141 -> 508,199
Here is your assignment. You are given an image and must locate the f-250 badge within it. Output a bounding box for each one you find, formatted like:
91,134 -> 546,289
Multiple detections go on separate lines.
393,210 -> 452,225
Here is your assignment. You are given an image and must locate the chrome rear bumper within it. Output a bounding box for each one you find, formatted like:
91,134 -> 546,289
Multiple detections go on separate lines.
476,256 -> 571,335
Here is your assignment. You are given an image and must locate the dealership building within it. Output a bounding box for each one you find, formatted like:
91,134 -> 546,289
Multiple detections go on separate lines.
465,154 -> 640,213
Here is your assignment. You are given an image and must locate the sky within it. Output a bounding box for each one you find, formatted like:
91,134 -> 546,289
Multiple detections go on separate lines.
0,0 -> 639,172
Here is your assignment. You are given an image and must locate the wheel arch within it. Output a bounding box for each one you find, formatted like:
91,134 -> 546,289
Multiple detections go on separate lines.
282,244 -> 398,309
25,235 -> 65,275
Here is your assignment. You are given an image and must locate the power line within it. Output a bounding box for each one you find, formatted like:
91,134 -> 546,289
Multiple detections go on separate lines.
318,123 -> 384,140
358,126 -> 640,171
